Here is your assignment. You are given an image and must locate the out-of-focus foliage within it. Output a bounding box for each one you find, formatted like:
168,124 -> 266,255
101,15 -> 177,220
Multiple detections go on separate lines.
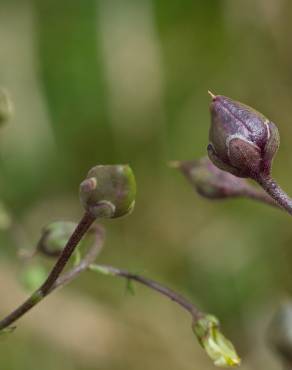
0,0 -> 291,369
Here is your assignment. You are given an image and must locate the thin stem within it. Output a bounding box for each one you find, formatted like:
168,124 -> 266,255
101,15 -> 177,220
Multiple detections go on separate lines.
0,211 -> 96,331
90,264 -> 203,321
256,174 -> 292,215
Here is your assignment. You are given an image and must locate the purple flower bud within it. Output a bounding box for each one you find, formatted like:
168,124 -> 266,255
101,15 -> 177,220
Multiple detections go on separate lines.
171,157 -> 248,199
208,93 -> 279,179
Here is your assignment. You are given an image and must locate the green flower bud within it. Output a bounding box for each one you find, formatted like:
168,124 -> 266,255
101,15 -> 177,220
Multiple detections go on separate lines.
0,89 -> 13,125
37,221 -> 77,257
171,157 -> 249,199
80,165 -> 136,218
208,92 -> 279,179
193,314 -> 241,367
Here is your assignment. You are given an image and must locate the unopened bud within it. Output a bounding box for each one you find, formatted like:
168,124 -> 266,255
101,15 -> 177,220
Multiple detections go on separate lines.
208,93 -> 279,179
0,89 -> 13,125
37,221 -> 77,257
80,164 -> 136,218
172,157 -> 249,199
193,314 -> 241,367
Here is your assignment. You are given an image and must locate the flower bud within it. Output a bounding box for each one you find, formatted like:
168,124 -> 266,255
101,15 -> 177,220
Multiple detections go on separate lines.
0,89 -> 13,125
37,221 -> 77,257
171,157 -> 249,199
208,93 -> 279,179
80,164 -> 136,218
192,314 -> 241,367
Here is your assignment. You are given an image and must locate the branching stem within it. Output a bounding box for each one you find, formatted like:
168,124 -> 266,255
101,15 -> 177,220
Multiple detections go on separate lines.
0,211 -> 96,331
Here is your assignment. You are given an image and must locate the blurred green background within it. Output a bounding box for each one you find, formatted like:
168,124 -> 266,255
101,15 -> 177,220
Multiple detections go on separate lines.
0,0 -> 292,369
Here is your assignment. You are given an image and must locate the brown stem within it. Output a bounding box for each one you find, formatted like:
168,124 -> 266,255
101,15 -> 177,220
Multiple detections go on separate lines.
90,264 -> 203,321
0,211 -> 96,331
256,174 -> 292,215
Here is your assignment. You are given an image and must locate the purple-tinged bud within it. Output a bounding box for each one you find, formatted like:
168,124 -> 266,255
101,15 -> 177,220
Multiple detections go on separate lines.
80,165 -> 136,218
171,157 -> 249,199
208,93 -> 279,179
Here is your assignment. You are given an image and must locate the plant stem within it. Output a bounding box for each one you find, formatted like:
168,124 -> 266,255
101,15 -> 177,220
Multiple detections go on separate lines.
0,211 -> 96,331
256,174 -> 292,215
50,225 -> 104,292
90,264 -> 203,321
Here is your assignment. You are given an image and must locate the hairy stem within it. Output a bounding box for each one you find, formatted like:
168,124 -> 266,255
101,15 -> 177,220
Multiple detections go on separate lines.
90,264 -> 203,321
256,174 -> 292,215
0,211 -> 96,331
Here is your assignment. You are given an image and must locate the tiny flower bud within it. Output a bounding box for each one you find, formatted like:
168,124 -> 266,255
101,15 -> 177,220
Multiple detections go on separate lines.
171,157 -> 249,199
37,221 -> 77,257
80,164 -> 136,218
192,314 -> 241,367
208,93 -> 279,179
0,89 -> 13,125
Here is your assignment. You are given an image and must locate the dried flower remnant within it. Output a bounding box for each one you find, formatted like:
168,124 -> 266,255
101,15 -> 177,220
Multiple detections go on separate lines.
193,315 -> 241,367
